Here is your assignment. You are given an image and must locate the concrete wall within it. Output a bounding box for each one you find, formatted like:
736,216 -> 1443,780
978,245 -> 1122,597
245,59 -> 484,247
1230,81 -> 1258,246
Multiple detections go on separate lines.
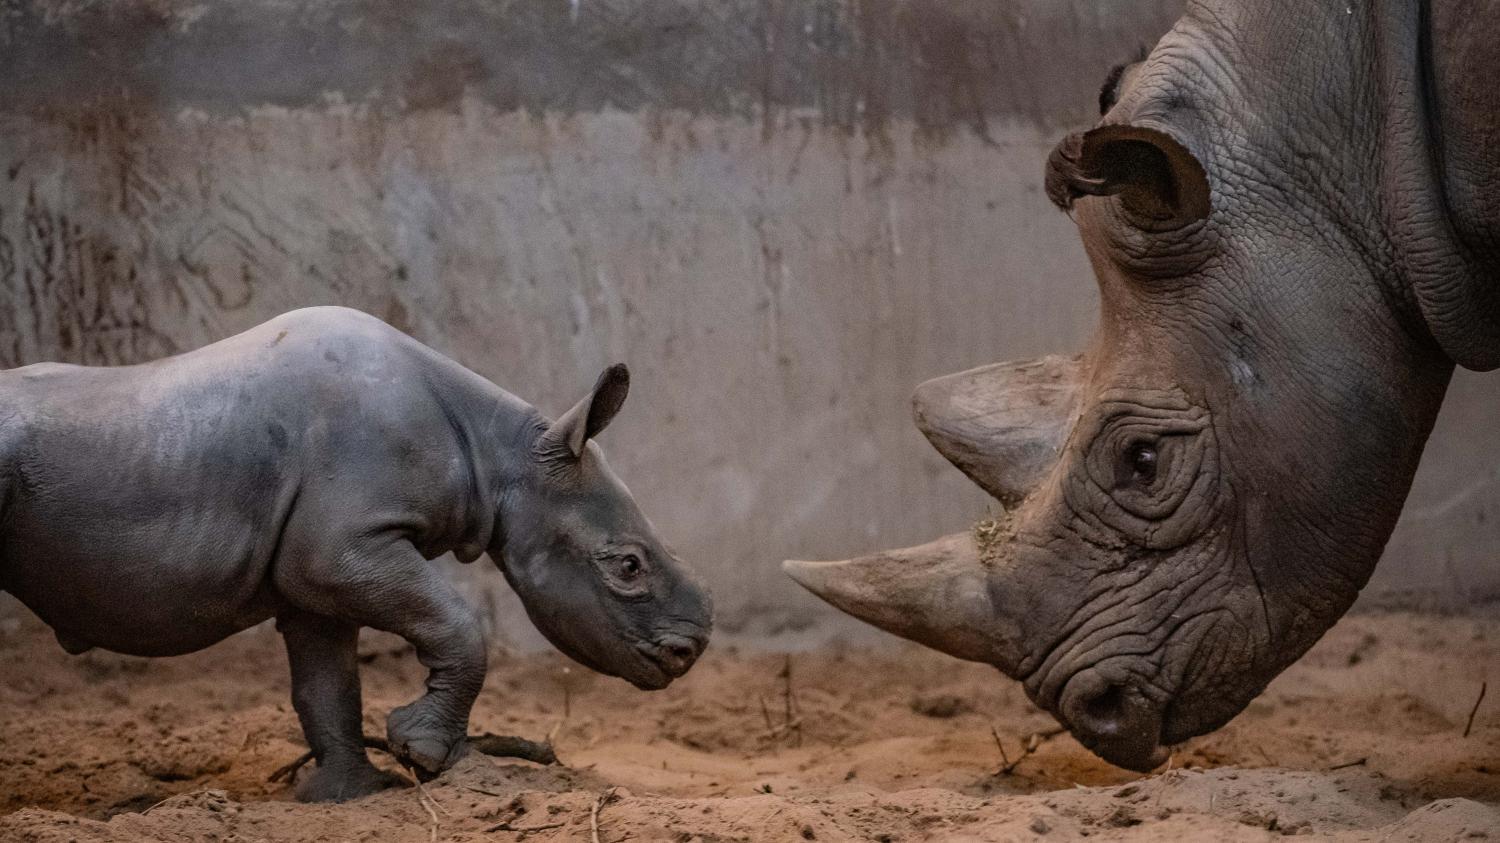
0,1 -> 1494,643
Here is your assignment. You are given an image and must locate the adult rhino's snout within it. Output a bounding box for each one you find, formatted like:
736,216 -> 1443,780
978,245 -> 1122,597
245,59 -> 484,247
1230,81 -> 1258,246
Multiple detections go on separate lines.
1058,668 -> 1170,773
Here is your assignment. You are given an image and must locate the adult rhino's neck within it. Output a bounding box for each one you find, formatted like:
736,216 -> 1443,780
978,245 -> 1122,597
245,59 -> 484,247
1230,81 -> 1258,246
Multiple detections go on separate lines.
1370,0 -> 1500,370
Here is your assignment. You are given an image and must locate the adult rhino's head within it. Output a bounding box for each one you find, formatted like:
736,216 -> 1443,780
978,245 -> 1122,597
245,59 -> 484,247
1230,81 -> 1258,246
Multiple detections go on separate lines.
496,365 -> 712,691
788,2 -> 1478,771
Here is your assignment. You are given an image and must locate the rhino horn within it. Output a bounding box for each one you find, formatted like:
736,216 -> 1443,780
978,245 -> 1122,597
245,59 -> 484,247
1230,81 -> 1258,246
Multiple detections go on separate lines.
783,532 -> 1011,666
912,355 -> 1084,506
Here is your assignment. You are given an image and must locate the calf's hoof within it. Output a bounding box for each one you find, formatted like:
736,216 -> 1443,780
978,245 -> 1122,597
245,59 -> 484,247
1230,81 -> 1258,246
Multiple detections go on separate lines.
294,761 -> 407,803
386,703 -> 469,778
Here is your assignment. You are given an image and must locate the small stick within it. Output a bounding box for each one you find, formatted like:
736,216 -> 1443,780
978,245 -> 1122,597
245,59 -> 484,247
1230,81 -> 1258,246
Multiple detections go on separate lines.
1464,681 -> 1488,738
766,718 -> 803,739
1252,743 -> 1275,767
267,733 -> 556,784
780,655 -> 802,746
759,696 -> 775,732
1328,757 -> 1367,771
413,777 -> 441,843
413,777 -> 451,816
468,733 -> 559,765
990,725 -> 1012,770
996,726 -> 1066,776
590,787 -> 618,843
485,820 -> 566,833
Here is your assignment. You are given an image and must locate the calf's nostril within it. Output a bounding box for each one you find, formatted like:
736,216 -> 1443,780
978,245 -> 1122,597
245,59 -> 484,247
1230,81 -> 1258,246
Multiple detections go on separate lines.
650,634 -> 702,676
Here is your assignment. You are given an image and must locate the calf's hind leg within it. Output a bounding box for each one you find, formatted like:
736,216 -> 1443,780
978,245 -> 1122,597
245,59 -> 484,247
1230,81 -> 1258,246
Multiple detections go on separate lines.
278,609 -> 407,801
279,535 -> 488,778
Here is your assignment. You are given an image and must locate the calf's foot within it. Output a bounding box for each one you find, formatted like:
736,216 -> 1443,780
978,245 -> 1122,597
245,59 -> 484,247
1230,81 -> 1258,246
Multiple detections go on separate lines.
387,700 -> 470,777
295,759 -> 407,803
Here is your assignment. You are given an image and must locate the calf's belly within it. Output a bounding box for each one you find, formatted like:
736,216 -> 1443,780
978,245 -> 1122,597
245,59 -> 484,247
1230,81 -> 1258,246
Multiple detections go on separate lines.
1,529 -> 280,657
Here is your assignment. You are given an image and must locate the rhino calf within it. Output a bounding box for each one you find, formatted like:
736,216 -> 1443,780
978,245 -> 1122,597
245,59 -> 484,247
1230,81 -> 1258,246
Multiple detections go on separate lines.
0,306 -> 713,801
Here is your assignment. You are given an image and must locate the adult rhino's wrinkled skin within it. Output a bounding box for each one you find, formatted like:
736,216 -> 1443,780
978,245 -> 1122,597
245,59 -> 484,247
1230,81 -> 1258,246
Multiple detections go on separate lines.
787,0 -> 1499,771
0,307 -> 712,801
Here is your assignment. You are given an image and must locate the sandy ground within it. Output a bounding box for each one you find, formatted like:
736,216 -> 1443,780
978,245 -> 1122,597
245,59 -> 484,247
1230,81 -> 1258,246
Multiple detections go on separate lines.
1,608 -> 1497,842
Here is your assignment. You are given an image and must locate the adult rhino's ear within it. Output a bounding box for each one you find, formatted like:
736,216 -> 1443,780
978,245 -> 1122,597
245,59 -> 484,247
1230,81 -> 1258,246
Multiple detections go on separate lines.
1045,124 -> 1211,226
541,364 -> 630,460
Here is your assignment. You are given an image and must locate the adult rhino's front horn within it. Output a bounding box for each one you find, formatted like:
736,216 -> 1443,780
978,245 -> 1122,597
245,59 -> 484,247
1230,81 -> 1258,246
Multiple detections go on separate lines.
783,355 -> 1085,669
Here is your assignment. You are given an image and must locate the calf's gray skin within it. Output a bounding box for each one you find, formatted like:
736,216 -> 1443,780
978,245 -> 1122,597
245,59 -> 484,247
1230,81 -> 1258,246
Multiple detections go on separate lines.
0,306 -> 712,801
787,0 -> 1497,772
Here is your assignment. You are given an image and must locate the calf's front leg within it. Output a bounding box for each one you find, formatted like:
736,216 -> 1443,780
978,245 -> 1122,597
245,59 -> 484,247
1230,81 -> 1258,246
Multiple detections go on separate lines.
279,534 -> 488,778
278,609 -> 407,801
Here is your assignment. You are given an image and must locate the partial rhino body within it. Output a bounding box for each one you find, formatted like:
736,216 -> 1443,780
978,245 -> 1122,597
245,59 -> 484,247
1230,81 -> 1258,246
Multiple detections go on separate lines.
788,0 -> 1497,771
0,306 -> 712,800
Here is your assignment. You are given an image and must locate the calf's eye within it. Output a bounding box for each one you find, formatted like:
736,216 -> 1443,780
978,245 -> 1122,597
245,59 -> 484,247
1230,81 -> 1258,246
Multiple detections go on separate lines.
618,554 -> 644,579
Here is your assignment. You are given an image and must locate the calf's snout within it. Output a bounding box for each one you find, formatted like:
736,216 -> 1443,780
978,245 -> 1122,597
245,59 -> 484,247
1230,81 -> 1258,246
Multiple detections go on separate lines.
648,632 -> 706,678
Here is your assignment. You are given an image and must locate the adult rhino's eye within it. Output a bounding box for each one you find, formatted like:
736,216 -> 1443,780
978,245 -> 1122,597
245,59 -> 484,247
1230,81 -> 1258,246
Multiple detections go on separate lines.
1129,443 -> 1158,484
617,554 -> 644,579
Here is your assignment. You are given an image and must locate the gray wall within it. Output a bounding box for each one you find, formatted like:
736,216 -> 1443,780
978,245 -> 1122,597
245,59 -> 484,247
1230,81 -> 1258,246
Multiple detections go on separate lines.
0,1 -> 1494,642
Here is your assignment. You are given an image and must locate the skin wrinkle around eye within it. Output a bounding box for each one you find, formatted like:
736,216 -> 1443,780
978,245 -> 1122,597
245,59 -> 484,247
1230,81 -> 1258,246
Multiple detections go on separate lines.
1065,391 -> 1219,551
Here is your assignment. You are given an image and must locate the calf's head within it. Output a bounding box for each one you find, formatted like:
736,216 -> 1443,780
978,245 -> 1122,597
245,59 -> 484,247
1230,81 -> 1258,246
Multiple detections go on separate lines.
496,365 -> 712,690
788,5 -> 1460,771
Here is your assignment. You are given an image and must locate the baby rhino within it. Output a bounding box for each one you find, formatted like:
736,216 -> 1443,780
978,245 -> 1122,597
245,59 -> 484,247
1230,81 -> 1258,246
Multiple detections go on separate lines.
0,306 -> 713,801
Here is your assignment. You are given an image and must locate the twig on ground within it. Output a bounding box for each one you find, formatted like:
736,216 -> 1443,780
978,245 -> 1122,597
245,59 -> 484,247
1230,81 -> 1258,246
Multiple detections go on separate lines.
766,718 -> 803,740
995,726 -> 1066,776
412,773 -> 441,843
413,776 -> 451,816
1328,757 -> 1367,771
468,733 -> 558,765
267,733 -> 555,785
1251,743 -> 1275,767
267,736 -> 391,784
485,820 -> 566,833
1465,681 -> 1488,738
759,656 -> 803,746
590,786 -> 620,843
990,725 -> 1012,770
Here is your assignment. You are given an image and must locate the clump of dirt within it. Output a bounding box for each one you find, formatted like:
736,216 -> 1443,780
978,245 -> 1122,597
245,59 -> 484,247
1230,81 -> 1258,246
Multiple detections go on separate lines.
1,609 -> 1497,841
971,510 -> 1016,563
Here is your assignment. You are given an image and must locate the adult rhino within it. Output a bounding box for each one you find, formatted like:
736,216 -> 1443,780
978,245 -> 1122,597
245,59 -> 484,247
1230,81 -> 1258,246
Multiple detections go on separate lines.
0,306 -> 713,801
786,0 -> 1497,771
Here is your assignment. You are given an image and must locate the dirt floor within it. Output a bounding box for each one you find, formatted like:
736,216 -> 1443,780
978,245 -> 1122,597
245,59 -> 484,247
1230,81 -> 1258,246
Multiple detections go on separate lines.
1,609 -> 1497,842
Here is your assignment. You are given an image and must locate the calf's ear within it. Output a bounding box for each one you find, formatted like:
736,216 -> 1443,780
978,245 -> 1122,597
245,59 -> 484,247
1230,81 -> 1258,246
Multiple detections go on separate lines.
1045,124 -> 1211,226
541,364 -> 631,459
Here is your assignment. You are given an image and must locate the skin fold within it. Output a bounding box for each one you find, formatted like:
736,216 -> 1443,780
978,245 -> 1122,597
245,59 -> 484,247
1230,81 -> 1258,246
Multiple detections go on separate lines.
787,0 -> 1496,771
0,306 -> 713,802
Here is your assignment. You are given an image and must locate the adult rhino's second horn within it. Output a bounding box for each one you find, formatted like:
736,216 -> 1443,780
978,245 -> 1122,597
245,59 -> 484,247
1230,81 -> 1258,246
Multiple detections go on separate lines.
783,533 -> 1018,669
912,354 -> 1084,507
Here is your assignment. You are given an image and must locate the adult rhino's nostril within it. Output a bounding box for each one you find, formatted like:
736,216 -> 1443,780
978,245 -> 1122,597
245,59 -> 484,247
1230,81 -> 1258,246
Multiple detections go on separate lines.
1082,683 -> 1129,735
1059,670 -> 1170,773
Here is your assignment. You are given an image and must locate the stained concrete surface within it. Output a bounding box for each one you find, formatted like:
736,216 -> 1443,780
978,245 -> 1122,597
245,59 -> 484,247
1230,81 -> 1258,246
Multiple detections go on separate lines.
0,0 -> 1493,645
